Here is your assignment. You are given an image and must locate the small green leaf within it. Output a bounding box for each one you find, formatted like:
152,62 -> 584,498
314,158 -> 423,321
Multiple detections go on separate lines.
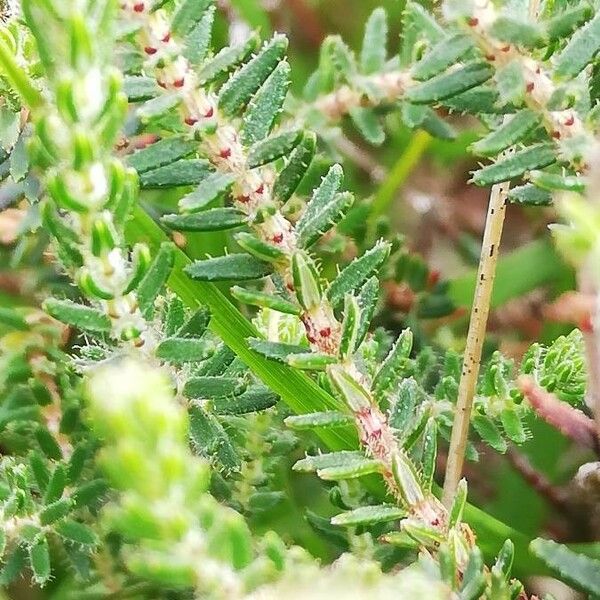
494,539 -> 514,577
360,8 -> 388,74
442,86 -> 502,114
241,60 -> 291,146
285,411 -> 353,430
137,242 -> 175,319
183,5 -> 215,63
231,286 -> 300,315
172,0 -> 212,38
507,184 -> 552,206
139,159 -> 212,188
127,136 -> 196,174
420,418 -> 437,492
389,377 -> 421,431
272,131 -> 317,203
177,307 -> 211,338
545,5 -> 593,41
297,164 -> 352,247
185,254 -> 273,281
184,376 -> 245,399
287,352 -> 338,370
339,294 -> 360,359
318,458 -> 382,480
411,33 -> 473,81
179,172 -> 235,213
328,365 -> 372,412
10,130 -> 29,182
212,385 -> 278,415
349,107 -> 385,145
471,143 -> 556,186
471,110 -> 540,157
247,129 -> 302,168
155,337 -> 209,364
489,16 -> 544,48
529,170 -> 585,193
29,452 -> 50,492
0,547 -> 26,586
406,62 -> 493,104
554,11 -> 600,79
320,36 -> 357,87
189,404 -> 240,471
198,35 -> 259,85
472,414 -> 507,453
123,76 -> 158,102
248,338 -> 307,362
162,208 -> 247,232
500,408 -> 528,444
449,478 -> 468,528
234,231 -> 286,263
327,241 -> 390,307
292,251 -> 322,310
56,519 -> 98,546
137,94 -> 181,120
219,34 -> 289,116
43,298 -> 111,334
39,498 -> 72,525
530,538 -> 600,595
399,2 -> 445,68
293,451 -> 365,472
494,60 -> 525,106
44,465 -> 66,504
331,504 -> 405,526
0,307 -> 28,330
29,536 -> 51,586
355,276 -> 378,348
373,329 -> 413,402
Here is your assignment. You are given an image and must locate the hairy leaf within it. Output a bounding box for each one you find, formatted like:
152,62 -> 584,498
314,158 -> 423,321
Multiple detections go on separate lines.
411,33 -> 473,81
247,129 -> 303,168
272,131 -> 317,203
471,143 -> 556,186
471,110 -> 540,157
331,505 -> 405,526
185,254 -> 273,281
406,62 -> 493,104
179,172 -> 235,213
241,60 -> 291,146
554,11 -> 600,79
219,35 -> 289,116
327,241 -> 390,307
162,208 -> 247,232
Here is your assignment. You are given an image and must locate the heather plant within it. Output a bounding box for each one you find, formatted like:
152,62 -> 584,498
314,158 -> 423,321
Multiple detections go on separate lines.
1,0 -> 600,598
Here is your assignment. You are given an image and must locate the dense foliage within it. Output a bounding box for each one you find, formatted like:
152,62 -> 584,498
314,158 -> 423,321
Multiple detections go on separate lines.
2,0 -> 600,598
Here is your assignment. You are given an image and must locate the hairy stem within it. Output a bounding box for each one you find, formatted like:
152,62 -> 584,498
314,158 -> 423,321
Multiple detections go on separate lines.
443,177 -> 509,506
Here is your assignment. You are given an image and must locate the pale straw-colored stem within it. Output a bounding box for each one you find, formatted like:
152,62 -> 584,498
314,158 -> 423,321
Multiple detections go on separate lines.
442,178 -> 510,507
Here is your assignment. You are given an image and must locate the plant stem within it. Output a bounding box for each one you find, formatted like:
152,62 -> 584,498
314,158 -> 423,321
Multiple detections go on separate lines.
579,256 -> 600,439
442,178 -> 510,507
370,130 -> 431,221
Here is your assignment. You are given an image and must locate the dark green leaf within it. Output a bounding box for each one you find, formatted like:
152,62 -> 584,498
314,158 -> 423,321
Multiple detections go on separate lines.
471,143 -> 556,186
127,136 -> 196,174
247,129 -> 302,168
411,33 -> 473,81
139,159 -> 212,188
241,60 -> 291,146
406,62 -> 493,104
327,241 -> 390,307
162,208 -> 247,232
185,254 -> 273,281
219,34 -> 289,116
272,131 -> 316,203
43,298 -> 111,334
